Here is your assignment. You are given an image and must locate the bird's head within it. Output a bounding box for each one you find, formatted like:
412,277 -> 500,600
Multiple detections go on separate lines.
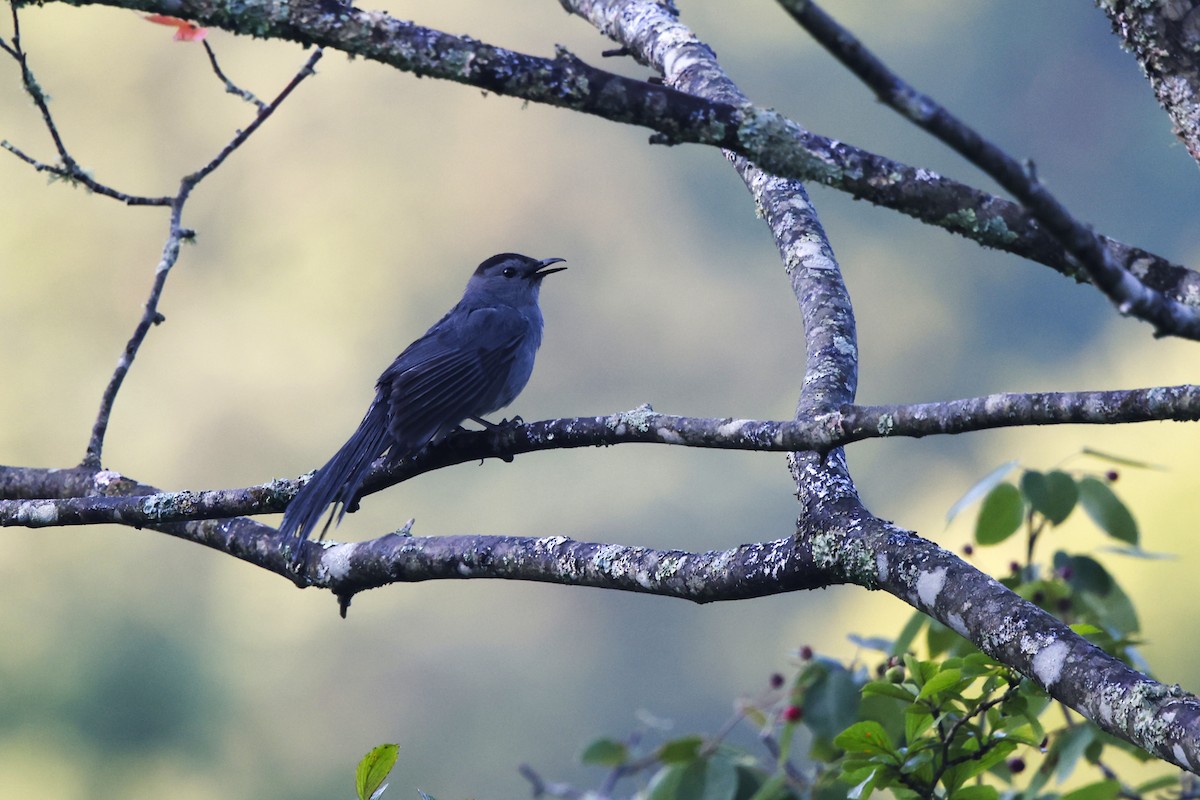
465,253 -> 566,305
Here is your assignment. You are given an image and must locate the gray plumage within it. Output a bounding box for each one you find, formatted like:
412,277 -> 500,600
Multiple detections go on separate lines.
278,252 -> 566,546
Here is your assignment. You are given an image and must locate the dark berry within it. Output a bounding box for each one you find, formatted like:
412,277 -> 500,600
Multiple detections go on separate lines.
962,543 -> 974,556
1008,757 -> 1026,774
1105,470 -> 1119,482
799,645 -> 814,661
769,673 -> 785,689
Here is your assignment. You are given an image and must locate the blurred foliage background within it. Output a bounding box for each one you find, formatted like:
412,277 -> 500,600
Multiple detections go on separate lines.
1,1 -> 1198,797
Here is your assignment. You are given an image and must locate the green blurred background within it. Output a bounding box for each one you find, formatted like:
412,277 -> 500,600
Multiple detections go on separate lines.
1,1 -> 1198,797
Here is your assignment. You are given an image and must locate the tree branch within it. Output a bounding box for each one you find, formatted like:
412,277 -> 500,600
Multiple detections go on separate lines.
788,452 -> 1200,775
1101,0 -> 1200,169
564,0 -> 1200,775
776,0 -> 1200,340
6,385 -> 1196,528
37,0 -> 1200,316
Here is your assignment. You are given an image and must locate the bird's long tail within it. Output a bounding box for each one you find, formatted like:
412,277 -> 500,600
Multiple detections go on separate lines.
278,399 -> 391,547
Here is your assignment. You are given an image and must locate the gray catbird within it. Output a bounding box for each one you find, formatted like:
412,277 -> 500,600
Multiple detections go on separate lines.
278,252 -> 566,547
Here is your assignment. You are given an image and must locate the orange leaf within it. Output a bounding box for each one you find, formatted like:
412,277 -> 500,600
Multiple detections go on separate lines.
144,14 -> 208,42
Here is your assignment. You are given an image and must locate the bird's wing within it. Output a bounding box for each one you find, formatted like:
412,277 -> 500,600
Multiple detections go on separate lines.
380,306 -> 530,451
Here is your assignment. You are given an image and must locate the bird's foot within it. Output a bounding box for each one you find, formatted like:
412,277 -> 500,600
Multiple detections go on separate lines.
468,414 -> 525,431
465,415 -> 523,462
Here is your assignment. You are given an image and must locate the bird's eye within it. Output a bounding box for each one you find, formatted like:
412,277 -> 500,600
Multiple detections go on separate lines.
502,266 -> 517,277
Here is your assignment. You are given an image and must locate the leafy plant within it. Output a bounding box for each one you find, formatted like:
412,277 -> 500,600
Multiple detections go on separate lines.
362,453 -> 1192,800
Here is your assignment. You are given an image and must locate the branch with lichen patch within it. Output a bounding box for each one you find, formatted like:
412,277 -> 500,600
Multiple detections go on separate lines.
40,0 -> 1199,306
776,0 -> 1200,340
4,384 -> 1197,529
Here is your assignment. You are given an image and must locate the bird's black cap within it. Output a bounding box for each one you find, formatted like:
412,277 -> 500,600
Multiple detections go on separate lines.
474,253 -> 566,278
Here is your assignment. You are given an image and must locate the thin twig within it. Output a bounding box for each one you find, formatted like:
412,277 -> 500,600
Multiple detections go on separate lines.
187,48 -> 322,187
82,48 -> 325,467
758,730 -> 809,788
518,764 -> 586,799
0,4 -> 172,205
202,39 -> 267,110
776,0 -> 1200,340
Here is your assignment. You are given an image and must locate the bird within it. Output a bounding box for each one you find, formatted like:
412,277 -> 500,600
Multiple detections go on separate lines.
278,252 -> 566,550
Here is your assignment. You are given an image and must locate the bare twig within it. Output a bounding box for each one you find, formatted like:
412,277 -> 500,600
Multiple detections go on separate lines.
81,48 -> 324,468
0,4 -> 172,205
758,730 -> 809,788
202,39 -> 267,110
518,764 -> 585,799
0,7 -> 323,468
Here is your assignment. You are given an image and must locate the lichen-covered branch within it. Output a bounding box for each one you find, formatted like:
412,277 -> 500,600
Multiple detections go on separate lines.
1102,0 -> 1200,169
566,0 -> 1200,774
7,385 -> 1196,528
38,0 -> 1200,307
0,465 -> 836,603
805,482 -> 1200,774
776,0 -> 1200,340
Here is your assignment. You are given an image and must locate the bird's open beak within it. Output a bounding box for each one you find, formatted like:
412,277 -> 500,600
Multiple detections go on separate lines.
534,257 -> 567,278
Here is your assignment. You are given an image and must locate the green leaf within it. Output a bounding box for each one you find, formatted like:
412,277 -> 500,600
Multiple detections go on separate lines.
925,618 -> 967,658
1021,470 -> 1077,525
657,736 -> 703,764
1058,554 -> 1114,595
646,763 -> 688,800
1069,623 -> 1103,636
916,668 -> 963,700
1075,580 -> 1140,638
904,708 -> 934,743
975,483 -> 1024,545
1060,780 -> 1120,800
1078,478 -> 1138,545
1051,725 -> 1096,784
947,460 -> 1018,524
994,727 -> 1045,747
744,706 -> 768,728
834,721 -> 895,756
803,663 -> 863,745
861,680 -> 917,701
1081,448 -> 1160,470
645,756 -> 738,800
890,611 -> 928,657
580,737 -> 629,766
702,755 -> 740,800
847,634 -> 895,653
950,785 -> 998,800
845,768 -> 878,800
355,744 -> 398,800
950,739 -> 1015,782
1134,774 -> 1182,793
1099,546 -> 1175,560
744,771 -> 793,800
